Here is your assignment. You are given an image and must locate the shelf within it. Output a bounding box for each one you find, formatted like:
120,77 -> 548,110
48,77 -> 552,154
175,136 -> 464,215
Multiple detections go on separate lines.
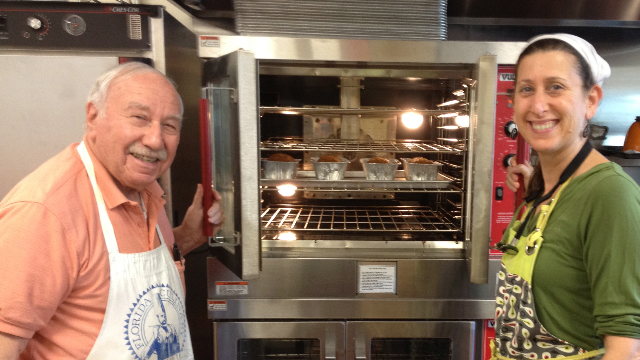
261,205 -> 461,233
260,106 -> 463,117
261,172 -> 459,192
261,138 -> 466,153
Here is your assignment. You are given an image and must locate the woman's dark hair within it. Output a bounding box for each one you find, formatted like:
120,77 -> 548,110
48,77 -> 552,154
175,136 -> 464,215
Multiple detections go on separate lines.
514,38 -> 595,201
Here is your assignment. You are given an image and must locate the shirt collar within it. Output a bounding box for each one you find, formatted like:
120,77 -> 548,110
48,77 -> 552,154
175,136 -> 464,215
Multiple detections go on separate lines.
79,136 -> 166,211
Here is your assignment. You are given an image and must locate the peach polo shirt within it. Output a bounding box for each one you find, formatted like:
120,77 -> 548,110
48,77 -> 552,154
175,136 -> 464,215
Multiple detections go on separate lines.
0,140 -> 184,359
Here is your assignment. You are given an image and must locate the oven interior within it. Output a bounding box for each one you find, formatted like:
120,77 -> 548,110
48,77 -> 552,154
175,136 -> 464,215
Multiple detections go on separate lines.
257,63 -> 475,247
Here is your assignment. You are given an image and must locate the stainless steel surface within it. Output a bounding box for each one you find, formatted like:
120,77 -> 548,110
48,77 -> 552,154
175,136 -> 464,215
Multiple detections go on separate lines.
0,55 -> 117,200
261,138 -> 464,153
198,36 -> 528,64
466,55 -> 497,284
215,321 -> 345,360
205,50 -> 260,278
348,321 -> 476,359
208,257 -> 499,319
261,106 -> 461,116
261,173 -> 457,191
261,205 -> 459,233
234,0 -> 446,41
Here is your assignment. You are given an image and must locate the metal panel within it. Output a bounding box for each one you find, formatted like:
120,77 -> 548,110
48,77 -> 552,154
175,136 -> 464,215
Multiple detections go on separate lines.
204,50 -> 261,279
234,0 -> 446,41
347,321 -> 476,360
0,55 -> 118,200
466,55 -> 497,284
207,257 -> 499,320
215,321 -> 345,360
198,36 -> 528,64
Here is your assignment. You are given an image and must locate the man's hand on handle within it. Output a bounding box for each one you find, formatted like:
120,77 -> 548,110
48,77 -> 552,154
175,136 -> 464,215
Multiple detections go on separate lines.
173,184 -> 225,255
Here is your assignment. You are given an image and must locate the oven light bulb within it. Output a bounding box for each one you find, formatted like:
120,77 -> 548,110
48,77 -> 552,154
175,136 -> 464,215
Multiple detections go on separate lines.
277,184 -> 297,196
401,112 -> 423,129
455,115 -> 470,128
277,232 -> 297,241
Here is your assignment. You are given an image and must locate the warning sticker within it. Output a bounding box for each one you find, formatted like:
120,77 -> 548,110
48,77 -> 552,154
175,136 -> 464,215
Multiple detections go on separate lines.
208,300 -> 227,311
216,281 -> 249,296
358,264 -> 396,294
200,36 -> 220,48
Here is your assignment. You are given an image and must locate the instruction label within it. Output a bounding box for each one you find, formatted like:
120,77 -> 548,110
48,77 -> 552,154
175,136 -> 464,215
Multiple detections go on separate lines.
358,263 -> 397,294
216,281 -> 249,296
208,300 -> 227,311
200,36 -> 220,48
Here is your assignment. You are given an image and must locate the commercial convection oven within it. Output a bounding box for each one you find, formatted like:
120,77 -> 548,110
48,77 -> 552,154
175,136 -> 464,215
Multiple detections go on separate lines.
166,32 -> 526,359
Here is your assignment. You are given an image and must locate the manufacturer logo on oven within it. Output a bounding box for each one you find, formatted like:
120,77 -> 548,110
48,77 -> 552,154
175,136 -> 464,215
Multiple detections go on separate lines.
110,6 -> 141,13
124,284 -> 189,360
499,73 -> 515,81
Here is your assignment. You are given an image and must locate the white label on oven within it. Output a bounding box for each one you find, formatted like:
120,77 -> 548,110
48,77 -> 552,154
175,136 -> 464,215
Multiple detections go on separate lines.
358,264 -> 397,294
200,36 -> 220,47
499,73 -> 515,81
216,281 -> 249,295
208,300 -> 227,311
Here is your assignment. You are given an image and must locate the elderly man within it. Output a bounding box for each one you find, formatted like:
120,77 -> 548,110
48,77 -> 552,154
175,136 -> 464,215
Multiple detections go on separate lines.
0,62 -> 223,359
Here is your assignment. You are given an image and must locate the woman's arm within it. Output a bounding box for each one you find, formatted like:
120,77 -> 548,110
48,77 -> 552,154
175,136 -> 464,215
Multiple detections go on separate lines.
602,335 -> 640,360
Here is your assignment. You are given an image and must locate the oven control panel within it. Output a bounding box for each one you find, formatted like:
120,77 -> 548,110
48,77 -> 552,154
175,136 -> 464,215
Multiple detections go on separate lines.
490,66 -> 529,254
0,2 -> 160,49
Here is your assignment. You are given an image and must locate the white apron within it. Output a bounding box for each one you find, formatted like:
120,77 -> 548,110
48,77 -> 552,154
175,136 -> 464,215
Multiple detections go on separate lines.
78,142 -> 194,360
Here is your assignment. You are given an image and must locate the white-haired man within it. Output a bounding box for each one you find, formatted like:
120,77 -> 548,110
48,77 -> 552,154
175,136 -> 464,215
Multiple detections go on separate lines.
0,62 -> 223,359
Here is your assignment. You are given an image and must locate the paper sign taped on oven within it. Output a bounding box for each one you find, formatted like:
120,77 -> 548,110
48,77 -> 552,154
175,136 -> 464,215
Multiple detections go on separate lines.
358,264 -> 397,294
208,300 -> 227,311
200,36 -> 220,47
216,281 -> 249,296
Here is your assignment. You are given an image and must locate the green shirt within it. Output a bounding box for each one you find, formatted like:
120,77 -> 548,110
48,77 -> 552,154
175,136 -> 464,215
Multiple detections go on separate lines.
506,162 -> 640,350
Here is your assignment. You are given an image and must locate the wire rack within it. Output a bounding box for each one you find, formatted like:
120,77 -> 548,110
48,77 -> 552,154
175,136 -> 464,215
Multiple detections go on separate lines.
261,138 -> 465,153
261,205 -> 460,232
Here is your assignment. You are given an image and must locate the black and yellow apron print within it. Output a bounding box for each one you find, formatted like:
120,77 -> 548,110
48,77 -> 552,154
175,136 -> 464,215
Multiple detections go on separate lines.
490,178 -> 604,360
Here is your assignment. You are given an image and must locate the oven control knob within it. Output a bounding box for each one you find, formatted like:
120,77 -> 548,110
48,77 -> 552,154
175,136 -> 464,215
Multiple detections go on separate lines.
26,16 -> 42,30
503,153 -> 516,168
504,121 -> 518,140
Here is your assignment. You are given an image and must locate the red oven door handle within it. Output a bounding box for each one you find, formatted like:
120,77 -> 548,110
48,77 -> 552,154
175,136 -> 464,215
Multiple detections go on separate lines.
199,98 -> 214,237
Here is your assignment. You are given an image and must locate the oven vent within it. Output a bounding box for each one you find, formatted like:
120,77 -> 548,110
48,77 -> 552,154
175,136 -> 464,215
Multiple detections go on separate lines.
127,14 -> 142,40
234,0 -> 447,41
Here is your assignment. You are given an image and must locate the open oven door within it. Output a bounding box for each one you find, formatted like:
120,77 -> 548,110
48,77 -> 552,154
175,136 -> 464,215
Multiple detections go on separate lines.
466,55 -> 497,284
201,49 -> 261,280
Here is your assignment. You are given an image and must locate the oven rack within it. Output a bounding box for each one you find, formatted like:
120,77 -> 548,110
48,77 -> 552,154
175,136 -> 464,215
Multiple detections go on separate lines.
261,138 -> 465,153
260,106 -> 461,117
261,205 -> 461,232
261,176 -> 460,192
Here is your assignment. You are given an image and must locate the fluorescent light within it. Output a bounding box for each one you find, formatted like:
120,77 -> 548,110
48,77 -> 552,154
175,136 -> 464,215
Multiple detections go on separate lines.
280,111 -> 298,115
401,112 -> 424,129
277,185 -> 297,196
438,112 -> 459,118
437,100 -> 460,107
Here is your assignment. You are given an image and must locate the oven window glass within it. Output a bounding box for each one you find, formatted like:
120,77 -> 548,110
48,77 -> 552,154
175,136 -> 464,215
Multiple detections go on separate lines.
237,338 -> 321,359
370,338 -> 452,360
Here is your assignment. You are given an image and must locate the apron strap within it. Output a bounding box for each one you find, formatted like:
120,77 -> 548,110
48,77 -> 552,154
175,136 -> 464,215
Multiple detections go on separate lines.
77,142 -> 164,253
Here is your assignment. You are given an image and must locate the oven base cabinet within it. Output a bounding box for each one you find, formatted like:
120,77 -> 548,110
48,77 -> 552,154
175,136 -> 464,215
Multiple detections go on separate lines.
214,320 -> 481,360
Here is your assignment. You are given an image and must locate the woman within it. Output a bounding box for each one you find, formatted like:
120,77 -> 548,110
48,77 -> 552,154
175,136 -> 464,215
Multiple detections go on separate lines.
493,34 -> 640,360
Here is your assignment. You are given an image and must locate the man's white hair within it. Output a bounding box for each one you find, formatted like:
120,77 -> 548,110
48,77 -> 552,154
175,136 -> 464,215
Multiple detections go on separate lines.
87,61 -> 184,118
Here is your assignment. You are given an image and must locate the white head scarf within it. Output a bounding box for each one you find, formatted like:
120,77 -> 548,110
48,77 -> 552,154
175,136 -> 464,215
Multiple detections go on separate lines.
526,33 -> 611,86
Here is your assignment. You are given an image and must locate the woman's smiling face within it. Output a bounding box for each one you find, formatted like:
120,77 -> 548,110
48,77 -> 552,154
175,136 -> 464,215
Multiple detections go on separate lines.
513,50 -> 599,158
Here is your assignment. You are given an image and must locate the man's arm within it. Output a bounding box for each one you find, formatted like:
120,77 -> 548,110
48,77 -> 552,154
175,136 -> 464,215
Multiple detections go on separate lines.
172,184 -> 224,255
601,335 -> 640,360
0,331 -> 28,360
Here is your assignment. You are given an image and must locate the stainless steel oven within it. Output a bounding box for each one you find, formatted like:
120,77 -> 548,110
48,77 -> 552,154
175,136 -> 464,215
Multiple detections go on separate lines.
165,30 -> 526,359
